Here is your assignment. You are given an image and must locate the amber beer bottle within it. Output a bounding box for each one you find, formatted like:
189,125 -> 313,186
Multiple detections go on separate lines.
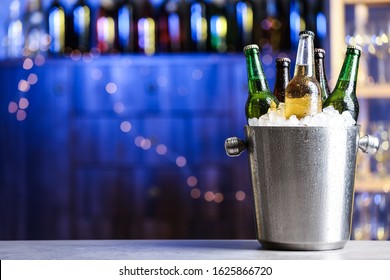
323,44 -> 362,121
284,30 -> 321,119
244,44 -> 279,121
314,48 -> 331,103
273,57 -> 291,103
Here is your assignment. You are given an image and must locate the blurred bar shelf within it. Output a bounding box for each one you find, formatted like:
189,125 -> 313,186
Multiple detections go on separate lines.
343,0 -> 390,4
356,176 -> 390,192
357,84 -> 390,98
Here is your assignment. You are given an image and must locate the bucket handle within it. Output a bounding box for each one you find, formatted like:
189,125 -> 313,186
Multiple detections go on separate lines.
225,134 -> 380,157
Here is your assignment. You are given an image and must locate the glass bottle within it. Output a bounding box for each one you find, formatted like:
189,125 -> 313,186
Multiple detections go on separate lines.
158,0 -> 185,53
71,0 -> 92,53
48,0 -> 66,55
273,57 -> 291,103
232,0 -> 253,51
244,44 -> 279,121
116,0 -> 136,53
284,30 -> 321,119
96,0 -> 116,53
137,0 -> 157,55
6,0 -> 24,58
23,0 -> 48,56
323,44 -> 362,121
189,0 -> 208,52
314,48 -> 331,103
208,0 -> 228,53
257,0 -> 282,52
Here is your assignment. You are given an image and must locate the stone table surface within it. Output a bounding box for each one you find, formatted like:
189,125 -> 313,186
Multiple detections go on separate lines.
0,240 -> 389,260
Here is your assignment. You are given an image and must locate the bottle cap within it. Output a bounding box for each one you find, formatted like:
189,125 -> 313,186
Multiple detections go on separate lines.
299,30 -> 315,37
314,48 -> 325,54
243,44 -> 259,52
276,57 -> 291,63
314,48 -> 325,58
347,44 -> 362,52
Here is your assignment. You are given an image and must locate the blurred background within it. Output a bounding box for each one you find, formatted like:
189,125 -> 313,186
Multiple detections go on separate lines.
0,0 -> 389,240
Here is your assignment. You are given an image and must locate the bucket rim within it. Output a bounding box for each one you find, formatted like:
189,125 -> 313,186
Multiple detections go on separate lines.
245,125 -> 361,131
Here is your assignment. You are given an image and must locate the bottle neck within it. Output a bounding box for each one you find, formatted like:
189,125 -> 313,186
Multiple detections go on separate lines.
245,50 -> 270,93
294,34 -> 315,77
334,50 -> 360,95
275,65 -> 290,84
315,56 -> 327,84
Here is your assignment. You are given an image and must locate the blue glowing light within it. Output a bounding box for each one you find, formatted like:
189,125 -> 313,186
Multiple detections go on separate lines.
118,6 -> 133,48
316,12 -> 327,39
168,13 -> 180,42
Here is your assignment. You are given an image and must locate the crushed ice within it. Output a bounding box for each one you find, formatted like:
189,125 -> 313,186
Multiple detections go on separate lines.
248,105 -> 356,127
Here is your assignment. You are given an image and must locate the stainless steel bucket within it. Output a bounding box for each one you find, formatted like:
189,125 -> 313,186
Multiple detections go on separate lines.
225,126 -> 379,250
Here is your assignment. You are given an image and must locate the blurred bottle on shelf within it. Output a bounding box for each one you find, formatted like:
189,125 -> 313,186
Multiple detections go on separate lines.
208,0 -> 228,53
137,0 -> 157,55
96,0 -> 117,53
230,0 -> 254,52
47,0 -> 67,55
323,44 -> 362,122
277,0 -> 291,50
303,0 -> 326,48
23,0 -> 49,56
71,0 -> 92,53
189,0 -> 208,52
116,0 -> 136,53
289,0 -> 305,50
6,0 -> 24,58
314,48 -> 331,103
254,0 -> 288,52
158,0 -> 187,53
273,57 -> 291,103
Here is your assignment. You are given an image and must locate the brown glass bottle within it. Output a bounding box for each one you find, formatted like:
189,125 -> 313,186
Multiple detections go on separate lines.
273,57 -> 291,102
314,48 -> 331,103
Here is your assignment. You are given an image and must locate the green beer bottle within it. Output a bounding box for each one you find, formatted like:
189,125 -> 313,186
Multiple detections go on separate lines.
314,48 -> 331,103
243,44 -> 279,121
323,44 -> 361,121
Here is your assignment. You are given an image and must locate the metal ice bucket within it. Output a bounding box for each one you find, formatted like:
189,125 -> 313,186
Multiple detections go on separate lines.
225,125 -> 379,250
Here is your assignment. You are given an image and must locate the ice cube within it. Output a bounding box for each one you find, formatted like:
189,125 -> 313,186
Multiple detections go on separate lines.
341,111 -> 356,126
247,104 -> 357,128
286,115 -> 301,126
248,118 -> 259,126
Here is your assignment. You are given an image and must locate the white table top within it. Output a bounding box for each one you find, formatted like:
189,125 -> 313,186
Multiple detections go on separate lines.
0,240 -> 389,260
